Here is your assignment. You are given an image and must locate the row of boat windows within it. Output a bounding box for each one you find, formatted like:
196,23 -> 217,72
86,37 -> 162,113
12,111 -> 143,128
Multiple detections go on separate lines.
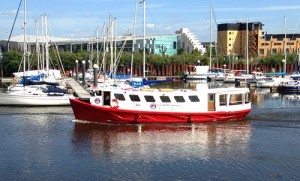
114,93 -> 200,103
113,93 -> 249,104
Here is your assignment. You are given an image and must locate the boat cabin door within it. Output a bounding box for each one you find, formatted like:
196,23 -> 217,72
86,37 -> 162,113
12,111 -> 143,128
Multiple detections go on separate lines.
208,94 -> 216,111
103,91 -> 111,106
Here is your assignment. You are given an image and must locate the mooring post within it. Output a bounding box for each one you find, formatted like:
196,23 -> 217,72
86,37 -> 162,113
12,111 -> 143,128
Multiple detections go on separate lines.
82,60 -> 86,86
93,64 -> 99,88
75,60 -> 79,81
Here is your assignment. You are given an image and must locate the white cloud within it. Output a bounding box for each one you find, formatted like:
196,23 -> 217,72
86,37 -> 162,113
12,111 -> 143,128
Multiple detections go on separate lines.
146,23 -> 155,29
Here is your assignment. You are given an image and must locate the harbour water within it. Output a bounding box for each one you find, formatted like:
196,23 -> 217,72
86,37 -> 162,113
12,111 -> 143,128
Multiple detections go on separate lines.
1,82 -> 300,180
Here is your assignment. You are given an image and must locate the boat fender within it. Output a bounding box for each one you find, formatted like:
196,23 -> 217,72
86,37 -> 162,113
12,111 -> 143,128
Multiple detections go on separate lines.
67,89 -> 73,94
111,98 -> 119,108
13,77 -> 19,84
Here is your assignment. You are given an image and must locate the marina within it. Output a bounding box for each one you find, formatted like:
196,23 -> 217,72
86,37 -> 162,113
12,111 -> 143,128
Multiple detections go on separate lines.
1,81 -> 300,180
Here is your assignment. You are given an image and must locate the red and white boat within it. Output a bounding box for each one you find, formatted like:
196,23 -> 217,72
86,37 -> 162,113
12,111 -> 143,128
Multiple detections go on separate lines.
69,85 -> 252,124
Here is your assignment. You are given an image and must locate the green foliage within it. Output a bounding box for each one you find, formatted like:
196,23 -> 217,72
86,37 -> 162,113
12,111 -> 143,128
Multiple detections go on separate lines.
2,51 -> 23,76
2,48 -> 298,76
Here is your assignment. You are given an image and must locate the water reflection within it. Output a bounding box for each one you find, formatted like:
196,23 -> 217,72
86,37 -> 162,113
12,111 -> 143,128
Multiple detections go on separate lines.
71,121 -> 252,161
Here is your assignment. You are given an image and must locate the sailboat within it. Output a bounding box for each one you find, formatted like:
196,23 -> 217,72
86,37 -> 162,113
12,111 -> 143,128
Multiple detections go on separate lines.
0,0 -> 73,106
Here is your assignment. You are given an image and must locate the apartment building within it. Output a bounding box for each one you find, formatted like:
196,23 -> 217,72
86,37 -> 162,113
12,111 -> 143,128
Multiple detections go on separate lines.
217,22 -> 264,59
258,34 -> 300,57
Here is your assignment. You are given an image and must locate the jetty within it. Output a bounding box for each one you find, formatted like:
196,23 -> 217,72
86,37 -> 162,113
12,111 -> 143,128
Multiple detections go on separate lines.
67,78 -> 91,101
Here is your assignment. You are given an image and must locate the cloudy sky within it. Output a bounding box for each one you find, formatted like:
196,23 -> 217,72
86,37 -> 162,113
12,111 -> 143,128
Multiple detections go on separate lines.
1,0 -> 300,42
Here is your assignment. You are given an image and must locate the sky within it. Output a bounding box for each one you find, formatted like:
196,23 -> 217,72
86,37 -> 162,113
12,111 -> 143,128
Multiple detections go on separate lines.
1,0 -> 300,42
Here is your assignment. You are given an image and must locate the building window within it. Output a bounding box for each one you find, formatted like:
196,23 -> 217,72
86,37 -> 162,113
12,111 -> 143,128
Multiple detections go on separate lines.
259,49 -> 264,55
272,49 -> 277,54
173,42 -> 177,49
286,49 -> 289,54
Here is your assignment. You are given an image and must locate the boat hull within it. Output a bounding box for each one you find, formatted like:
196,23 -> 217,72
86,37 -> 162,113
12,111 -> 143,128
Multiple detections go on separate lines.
0,93 -> 71,106
70,98 -> 251,124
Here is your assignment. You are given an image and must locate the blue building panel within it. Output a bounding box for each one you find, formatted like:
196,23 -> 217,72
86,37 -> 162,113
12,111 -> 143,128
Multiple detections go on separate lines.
153,36 -> 178,56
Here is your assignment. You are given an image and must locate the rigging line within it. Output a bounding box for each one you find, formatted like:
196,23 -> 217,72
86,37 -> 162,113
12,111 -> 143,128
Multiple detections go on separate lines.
212,7 -> 226,60
7,0 -> 23,50
47,17 -> 66,77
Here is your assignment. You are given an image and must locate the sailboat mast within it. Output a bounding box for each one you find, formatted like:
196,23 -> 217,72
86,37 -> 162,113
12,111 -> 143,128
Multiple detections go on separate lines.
284,16 -> 287,76
45,15 -> 49,75
246,17 -> 249,74
142,0 -> 146,78
96,26 -> 99,66
130,0 -> 138,78
35,19 -> 40,72
23,0 -> 27,78
209,3 -> 212,69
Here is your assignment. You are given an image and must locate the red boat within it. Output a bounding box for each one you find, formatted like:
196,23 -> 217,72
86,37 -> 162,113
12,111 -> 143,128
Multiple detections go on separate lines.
70,86 -> 252,124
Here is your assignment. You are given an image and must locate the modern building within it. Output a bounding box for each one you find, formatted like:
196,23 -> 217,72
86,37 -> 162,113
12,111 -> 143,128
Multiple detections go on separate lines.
176,28 -> 206,54
258,34 -> 300,57
217,22 -> 264,59
0,28 -> 205,57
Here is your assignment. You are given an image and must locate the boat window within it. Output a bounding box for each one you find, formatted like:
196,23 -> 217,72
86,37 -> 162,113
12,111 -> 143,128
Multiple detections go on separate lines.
160,96 -> 171,103
174,96 -> 185,103
209,94 -> 215,102
114,93 -> 125,101
129,95 -> 140,102
144,95 -> 155,102
229,94 -> 243,105
188,95 -> 200,102
219,94 -> 227,106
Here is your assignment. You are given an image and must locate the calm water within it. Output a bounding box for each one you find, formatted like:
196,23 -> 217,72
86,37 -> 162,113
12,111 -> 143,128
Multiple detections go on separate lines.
0,82 -> 300,180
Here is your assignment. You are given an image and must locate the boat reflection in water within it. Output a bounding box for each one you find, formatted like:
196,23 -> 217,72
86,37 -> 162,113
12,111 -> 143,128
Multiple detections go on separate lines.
71,121 -> 251,161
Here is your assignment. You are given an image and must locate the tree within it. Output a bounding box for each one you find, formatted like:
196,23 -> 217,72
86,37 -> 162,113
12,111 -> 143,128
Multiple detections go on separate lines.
1,51 -> 23,76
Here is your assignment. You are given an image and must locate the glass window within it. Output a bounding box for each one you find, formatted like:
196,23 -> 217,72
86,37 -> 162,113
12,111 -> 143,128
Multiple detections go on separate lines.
114,93 -> 125,101
188,95 -> 200,102
174,96 -> 185,103
219,94 -> 227,106
259,49 -> 264,55
229,94 -> 243,105
129,95 -> 140,102
209,94 -> 215,101
160,96 -> 171,103
144,95 -> 155,102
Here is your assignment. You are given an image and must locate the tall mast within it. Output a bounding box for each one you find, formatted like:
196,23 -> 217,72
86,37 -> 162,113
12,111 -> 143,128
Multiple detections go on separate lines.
209,3 -> 212,70
130,0 -> 138,78
45,15 -> 49,75
246,17 -> 249,74
284,16 -> 287,76
109,15 -> 114,75
35,19 -> 40,72
23,0 -> 27,77
96,26 -> 99,66
142,0 -> 146,78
